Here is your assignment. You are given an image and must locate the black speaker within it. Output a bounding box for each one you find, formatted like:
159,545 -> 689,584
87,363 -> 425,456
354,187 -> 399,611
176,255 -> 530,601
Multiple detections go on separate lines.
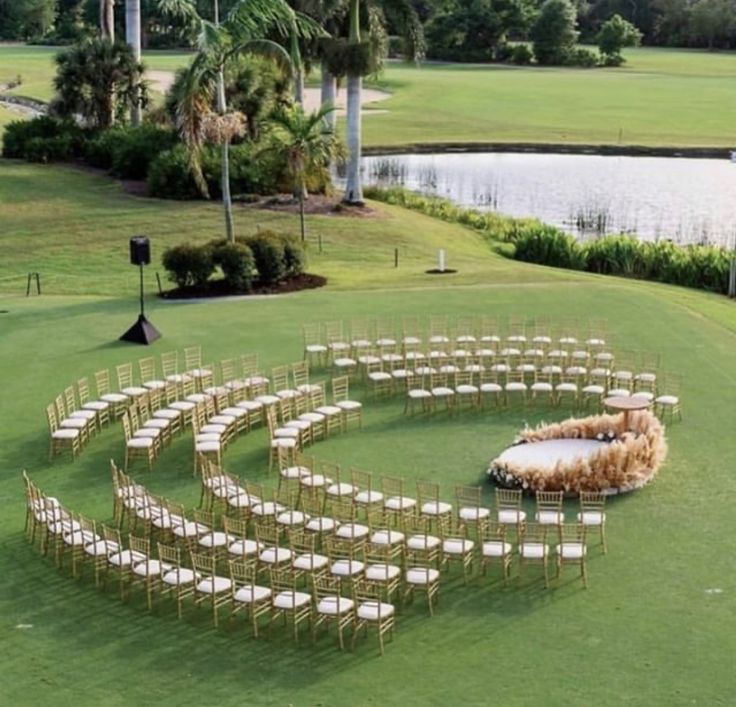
129,236 -> 150,266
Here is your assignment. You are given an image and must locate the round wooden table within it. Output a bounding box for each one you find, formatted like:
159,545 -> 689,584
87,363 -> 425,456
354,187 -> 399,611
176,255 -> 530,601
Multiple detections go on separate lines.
603,396 -> 651,430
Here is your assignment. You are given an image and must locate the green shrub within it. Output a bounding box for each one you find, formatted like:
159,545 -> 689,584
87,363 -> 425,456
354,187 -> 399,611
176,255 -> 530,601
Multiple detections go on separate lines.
110,125 -> 177,179
565,47 -> 600,67
2,115 -> 86,160
83,129 -> 118,169
210,240 -> 255,291
161,243 -> 215,289
510,44 -> 533,65
513,225 -> 586,269
148,145 -> 202,200
280,235 -> 306,276
242,233 -> 286,285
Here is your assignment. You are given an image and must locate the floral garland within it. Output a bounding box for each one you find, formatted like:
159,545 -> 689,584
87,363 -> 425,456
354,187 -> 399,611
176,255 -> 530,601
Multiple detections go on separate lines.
487,411 -> 668,495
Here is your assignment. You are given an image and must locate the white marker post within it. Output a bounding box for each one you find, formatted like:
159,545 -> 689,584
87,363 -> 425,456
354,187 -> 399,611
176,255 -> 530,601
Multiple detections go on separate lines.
438,248 -> 446,273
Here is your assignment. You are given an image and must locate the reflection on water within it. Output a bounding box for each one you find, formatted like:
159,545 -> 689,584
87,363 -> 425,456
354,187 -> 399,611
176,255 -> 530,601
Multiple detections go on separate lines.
359,152 -> 736,246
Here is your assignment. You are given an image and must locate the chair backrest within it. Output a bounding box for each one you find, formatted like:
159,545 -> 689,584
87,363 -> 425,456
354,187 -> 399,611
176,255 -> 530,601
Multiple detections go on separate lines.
240,352 -> 259,378
350,318 -> 371,344
579,491 -> 606,513
381,475 -> 404,500
324,320 -> 345,344
139,357 -> 156,383
193,508 -> 214,528
46,403 -> 59,432
269,567 -> 298,594
291,360 -> 309,388
102,523 -> 121,548
321,460 -> 341,485
520,522 -> 548,545
429,315 -> 448,339
536,490 -> 563,512
495,488 -> 522,511
454,370 -> 473,387
191,551 -> 216,578
95,369 -> 111,396
325,536 -> 358,561
160,351 -> 178,377
312,574 -> 342,600
329,499 -> 356,524
184,346 -> 202,370
288,530 -> 316,556
558,523 -> 585,545
271,365 -> 290,392
157,542 -> 183,568
456,315 -> 475,339
64,386 -> 78,414
121,412 -> 133,440
129,534 -> 150,558
456,484 -> 482,510
77,377 -> 91,405
223,515 -> 247,539
117,363 -> 134,389
302,322 -> 322,347
229,558 -> 257,586
416,479 -> 440,505
332,376 -> 349,403
255,524 -> 280,548
54,394 -> 67,421
220,358 -> 237,384
481,519 -> 508,542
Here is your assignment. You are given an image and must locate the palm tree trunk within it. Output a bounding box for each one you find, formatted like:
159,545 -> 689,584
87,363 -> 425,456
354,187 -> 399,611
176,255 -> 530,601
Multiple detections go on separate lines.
213,0 -> 234,243
299,184 -> 306,242
217,70 -> 235,243
344,72 -> 363,204
320,66 -> 336,132
125,0 -> 141,126
101,0 -> 115,41
294,67 -> 304,105
343,0 -> 363,205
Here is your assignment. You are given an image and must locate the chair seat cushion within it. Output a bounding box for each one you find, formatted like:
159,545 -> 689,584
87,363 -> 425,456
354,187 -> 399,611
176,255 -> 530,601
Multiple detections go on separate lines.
121,386 -> 148,397
273,590 -> 311,609
536,510 -> 564,524
456,384 -> 479,394
480,383 -> 503,393
195,576 -> 232,594
228,539 -> 263,556
336,400 -> 362,411
631,392 -> 654,402
370,529 -> 405,545
421,501 -> 452,516
505,382 -> 527,392
408,389 -> 432,399
53,429 -> 80,440
498,509 -> 526,524
162,568 -> 198,586
406,567 -> 440,584
384,496 -> 416,511
300,474 -> 332,488
198,531 -> 233,548
153,409 -> 181,420
306,344 -> 328,353
84,539 -> 118,556
227,493 -> 261,509
252,502 -> 286,517
101,393 -> 128,403
482,540 -> 513,557
407,534 -> 440,551
276,510 -> 310,526
443,538 -> 475,554
608,389 -> 631,397
326,482 -> 356,497
557,542 -> 586,559
293,553 -> 329,571
305,516 -> 339,533
234,584 -> 271,604
169,400 -> 196,412
331,559 -> 365,576
317,595 -> 355,616
259,547 -> 293,564
133,560 -> 172,577
583,385 -> 605,395
555,383 -> 577,392
173,521 -> 210,539
335,523 -> 370,540
459,506 -> 490,521
431,387 -> 455,396
577,511 -> 606,525
520,542 -> 548,559
531,383 -> 553,392
355,490 -> 383,504
357,600 -> 394,621
281,465 -> 311,480
108,549 -> 147,567
299,412 -> 325,423
270,437 -> 297,449
315,405 -> 342,416
366,563 -> 401,581
236,400 -> 264,412
195,441 -> 221,453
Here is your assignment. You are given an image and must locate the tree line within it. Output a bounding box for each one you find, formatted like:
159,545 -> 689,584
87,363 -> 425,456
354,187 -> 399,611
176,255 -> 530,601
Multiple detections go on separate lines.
2,0 -> 736,51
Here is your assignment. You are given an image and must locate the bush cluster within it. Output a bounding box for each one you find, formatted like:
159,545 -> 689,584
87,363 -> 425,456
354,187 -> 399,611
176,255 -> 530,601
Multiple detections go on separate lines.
161,231 -> 305,293
2,115 -> 88,162
513,229 -> 732,294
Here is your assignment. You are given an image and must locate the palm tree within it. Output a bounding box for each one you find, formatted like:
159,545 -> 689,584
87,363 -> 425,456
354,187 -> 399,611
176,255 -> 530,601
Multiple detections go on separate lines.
158,0 -> 323,242
342,0 -> 423,205
269,103 -> 342,242
125,0 -> 142,125
100,0 -> 115,40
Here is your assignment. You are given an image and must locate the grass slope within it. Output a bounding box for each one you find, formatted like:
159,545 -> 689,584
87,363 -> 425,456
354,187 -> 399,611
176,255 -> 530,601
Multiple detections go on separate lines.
1,164 -> 735,705
2,45 -> 736,147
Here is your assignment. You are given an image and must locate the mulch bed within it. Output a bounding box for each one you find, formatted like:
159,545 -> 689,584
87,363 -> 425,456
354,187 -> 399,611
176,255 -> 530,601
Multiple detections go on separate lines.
159,273 -> 327,300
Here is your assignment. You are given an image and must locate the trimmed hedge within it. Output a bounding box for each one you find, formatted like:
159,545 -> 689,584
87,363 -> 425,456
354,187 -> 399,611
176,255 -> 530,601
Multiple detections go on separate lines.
2,116 -> 88,162
161,232 -> 304,292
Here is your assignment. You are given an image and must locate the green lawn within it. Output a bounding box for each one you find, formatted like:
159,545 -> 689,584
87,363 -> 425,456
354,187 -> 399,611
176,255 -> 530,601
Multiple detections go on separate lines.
2,44 -> 736,147
1,163 -> 735,705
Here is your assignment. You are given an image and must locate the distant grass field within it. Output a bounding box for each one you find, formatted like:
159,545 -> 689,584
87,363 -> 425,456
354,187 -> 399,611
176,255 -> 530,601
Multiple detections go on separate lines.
1,162 -> 736,705
1,44 -> 735,147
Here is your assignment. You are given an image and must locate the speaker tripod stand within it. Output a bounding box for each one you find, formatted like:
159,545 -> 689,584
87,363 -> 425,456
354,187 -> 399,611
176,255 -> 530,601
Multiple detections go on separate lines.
120,251 -> 161,345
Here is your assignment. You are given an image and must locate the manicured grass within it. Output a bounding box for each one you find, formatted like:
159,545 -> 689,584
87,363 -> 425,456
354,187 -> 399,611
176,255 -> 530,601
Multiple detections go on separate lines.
1,163 -> 735,705
2,44 -> 736,147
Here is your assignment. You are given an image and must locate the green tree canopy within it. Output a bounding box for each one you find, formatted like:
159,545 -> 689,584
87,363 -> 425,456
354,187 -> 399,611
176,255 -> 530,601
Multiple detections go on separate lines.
597,13 -> 642,58
531,0 -> 579,65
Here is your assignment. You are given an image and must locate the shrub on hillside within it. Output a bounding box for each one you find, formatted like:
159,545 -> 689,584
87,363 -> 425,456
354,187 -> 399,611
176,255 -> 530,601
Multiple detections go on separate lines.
161,243 -> 215,289
565,47 -> 600,67
2,115 -> 86,160
242,233 -> 286,285
210,240 -> 255,291
510,44 -> 534,65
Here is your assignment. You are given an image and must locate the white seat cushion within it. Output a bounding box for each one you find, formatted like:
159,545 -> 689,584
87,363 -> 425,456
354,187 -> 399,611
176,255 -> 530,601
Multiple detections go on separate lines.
456,384 -> 479,395
336,400 -> 362,411
365,564 -> 401,582
535,510 -> 564,525
169,400 -> 196,412
583,385 -> 605,395
331,559 -> 365,576
84,540 -> 118,557
315,405 -> 342,416
198,531 -> 233,548
162,568 -> 198,585
195,441 -> 221,453
127,437 -> 154,449
406,567 -> 440,584
108,549 -> 147,567
421,501 -> 452,516
234,584 -> 271,603
555,383 -> 577,392
293,553 -> 329,571
370,529 -> 405,545
133,560 -> 171,577
384,496 -> 416,511
259,547 -> 293,564
228,539 -> 263,556
270,437 -> 297,449
531,382 -> 553,392
459,506 -> 490,521
482,540 -> 512,557
326,482 -> 356,497
357,600 -> 394,621
655,394 -> 679,405
52,429 -> 80,440
498,509 -> 526,524
519,542 -> 548,559
63,529 -> 99,546
273,591 -> 311,609
631,392 -> 654,402
408,389 -> 432,399
195,576 -> 232,594
443,538 -> 475,554
577,511 -> 606,525
281,465 -> 311,480
431,386 -> 455,396
300,474 -> 332,488
121,386 -> 148,397
608,388 -> 631,397
101,392 -> 128,403
406,534 -> 440,551
276,510 -> 309,526
305,516 -> 339,533
505,382 -> 527,392
335,523 -> 370,540
355,490 -> 383,504
556,542 -> 586,559
252,502 -> 285,517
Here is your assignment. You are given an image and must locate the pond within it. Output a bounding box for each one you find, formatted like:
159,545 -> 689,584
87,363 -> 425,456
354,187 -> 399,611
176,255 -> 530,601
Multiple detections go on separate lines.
360,152 -> 736,247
